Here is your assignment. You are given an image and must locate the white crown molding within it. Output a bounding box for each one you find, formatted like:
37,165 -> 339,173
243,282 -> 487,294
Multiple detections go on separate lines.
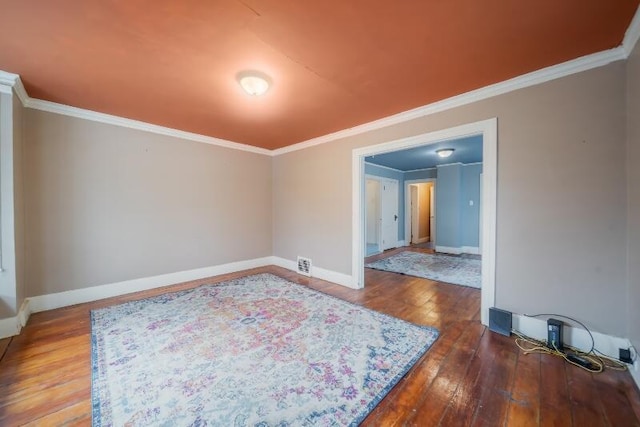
364,161 -> 404,173
0,70 -> 19,86
0,70 -> 271,156
272,47 -> 626,156
623,5 -> 640,58
0,27 -> 634,159
12,78 -> 29,106
0,71 -> 19,95
404,161 -> 481,173
404,166 -> 437,173
0,72 -> 28,104
26,98 -> 271,156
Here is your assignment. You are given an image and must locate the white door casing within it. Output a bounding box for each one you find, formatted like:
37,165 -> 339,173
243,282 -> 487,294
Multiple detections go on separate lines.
403,179 -> 436,247
353,118 -> 497,326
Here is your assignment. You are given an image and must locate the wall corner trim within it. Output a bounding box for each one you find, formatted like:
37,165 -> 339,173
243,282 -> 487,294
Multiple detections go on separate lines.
623,5 -> 640,58
0,299 -> 31,339
0,71 -> 19,89
0,316 -> 21,339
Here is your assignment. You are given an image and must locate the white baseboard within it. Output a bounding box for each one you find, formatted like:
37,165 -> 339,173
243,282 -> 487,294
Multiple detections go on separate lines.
270,256 -> 357,289
2,256 -> 356,339
397,240 -> 406,247
512,314 -> 640,390
17,299 -> 31,328
512,314 -> 630,359
631,362 -> 640,390
27,256 -> 274,313
0,317 -> 21,339
435,245 -> 461,254
0,299 -> 32,339
436,245 -> 480,255
462,246 -> 481,255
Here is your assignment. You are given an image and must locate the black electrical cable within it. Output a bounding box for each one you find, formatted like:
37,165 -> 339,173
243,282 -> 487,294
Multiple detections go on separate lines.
524,313 -> 595,354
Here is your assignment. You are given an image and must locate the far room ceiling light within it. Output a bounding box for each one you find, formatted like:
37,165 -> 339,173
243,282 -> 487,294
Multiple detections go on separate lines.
436,148 -> 455,158
237,71 -> 270,96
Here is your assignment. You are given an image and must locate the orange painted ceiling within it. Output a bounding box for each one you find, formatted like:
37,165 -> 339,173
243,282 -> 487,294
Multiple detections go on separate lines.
0,1 -> 638,150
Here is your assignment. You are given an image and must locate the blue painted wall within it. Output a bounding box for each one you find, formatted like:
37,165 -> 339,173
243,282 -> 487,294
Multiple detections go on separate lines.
435,164 -> 461,248
365,163 -> 404,241
435,163 -> 482,250
461,164 -> 483,248
365,162 -> 481,249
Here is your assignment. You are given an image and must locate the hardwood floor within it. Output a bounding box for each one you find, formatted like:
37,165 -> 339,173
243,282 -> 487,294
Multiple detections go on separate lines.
1,261 -> 639,426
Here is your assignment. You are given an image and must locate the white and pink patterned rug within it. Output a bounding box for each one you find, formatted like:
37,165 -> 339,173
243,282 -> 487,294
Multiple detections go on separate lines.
91,273 -> 438,426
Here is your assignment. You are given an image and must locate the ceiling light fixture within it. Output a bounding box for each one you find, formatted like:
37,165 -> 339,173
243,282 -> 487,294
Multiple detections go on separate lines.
237,71 -> 271,96
436,148 -> 455,158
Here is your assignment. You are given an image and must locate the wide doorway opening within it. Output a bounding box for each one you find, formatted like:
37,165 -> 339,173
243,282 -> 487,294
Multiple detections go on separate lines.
352,119 -> 497,325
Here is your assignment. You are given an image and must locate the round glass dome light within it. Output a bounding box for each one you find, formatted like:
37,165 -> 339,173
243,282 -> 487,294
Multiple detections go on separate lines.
436,148 -> 455,158
238,72 -> 271,96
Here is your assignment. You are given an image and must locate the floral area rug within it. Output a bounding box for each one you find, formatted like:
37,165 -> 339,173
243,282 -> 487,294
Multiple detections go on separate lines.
366,251 -> 481,288
91,273 -> 438,426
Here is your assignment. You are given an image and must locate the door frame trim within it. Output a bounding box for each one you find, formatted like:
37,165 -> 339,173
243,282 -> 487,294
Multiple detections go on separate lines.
364,175 -> 383,254
404,179 -> 436,246
352,118 -> 497,326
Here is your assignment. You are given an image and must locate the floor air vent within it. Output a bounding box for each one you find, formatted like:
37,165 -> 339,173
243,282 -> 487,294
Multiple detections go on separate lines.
297,256 -> 312,277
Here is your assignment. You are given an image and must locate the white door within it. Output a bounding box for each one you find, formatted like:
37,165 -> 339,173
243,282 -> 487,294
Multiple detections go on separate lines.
381,179 -> 399,250
429,184 -> 436,243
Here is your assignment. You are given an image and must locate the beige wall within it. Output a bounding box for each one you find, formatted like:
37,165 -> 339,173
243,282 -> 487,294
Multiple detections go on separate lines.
627,40 -> 640,349
273,61 -> 629,336
273,145 -> 353,273
24,110 -> 272,296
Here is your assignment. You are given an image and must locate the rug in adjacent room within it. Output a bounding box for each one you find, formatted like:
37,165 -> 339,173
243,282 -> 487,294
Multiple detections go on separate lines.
91,273 -> 439,426
366,251 -> 481,288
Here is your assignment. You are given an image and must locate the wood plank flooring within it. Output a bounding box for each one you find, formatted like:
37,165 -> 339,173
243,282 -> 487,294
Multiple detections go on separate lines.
0,256 -> 639,426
